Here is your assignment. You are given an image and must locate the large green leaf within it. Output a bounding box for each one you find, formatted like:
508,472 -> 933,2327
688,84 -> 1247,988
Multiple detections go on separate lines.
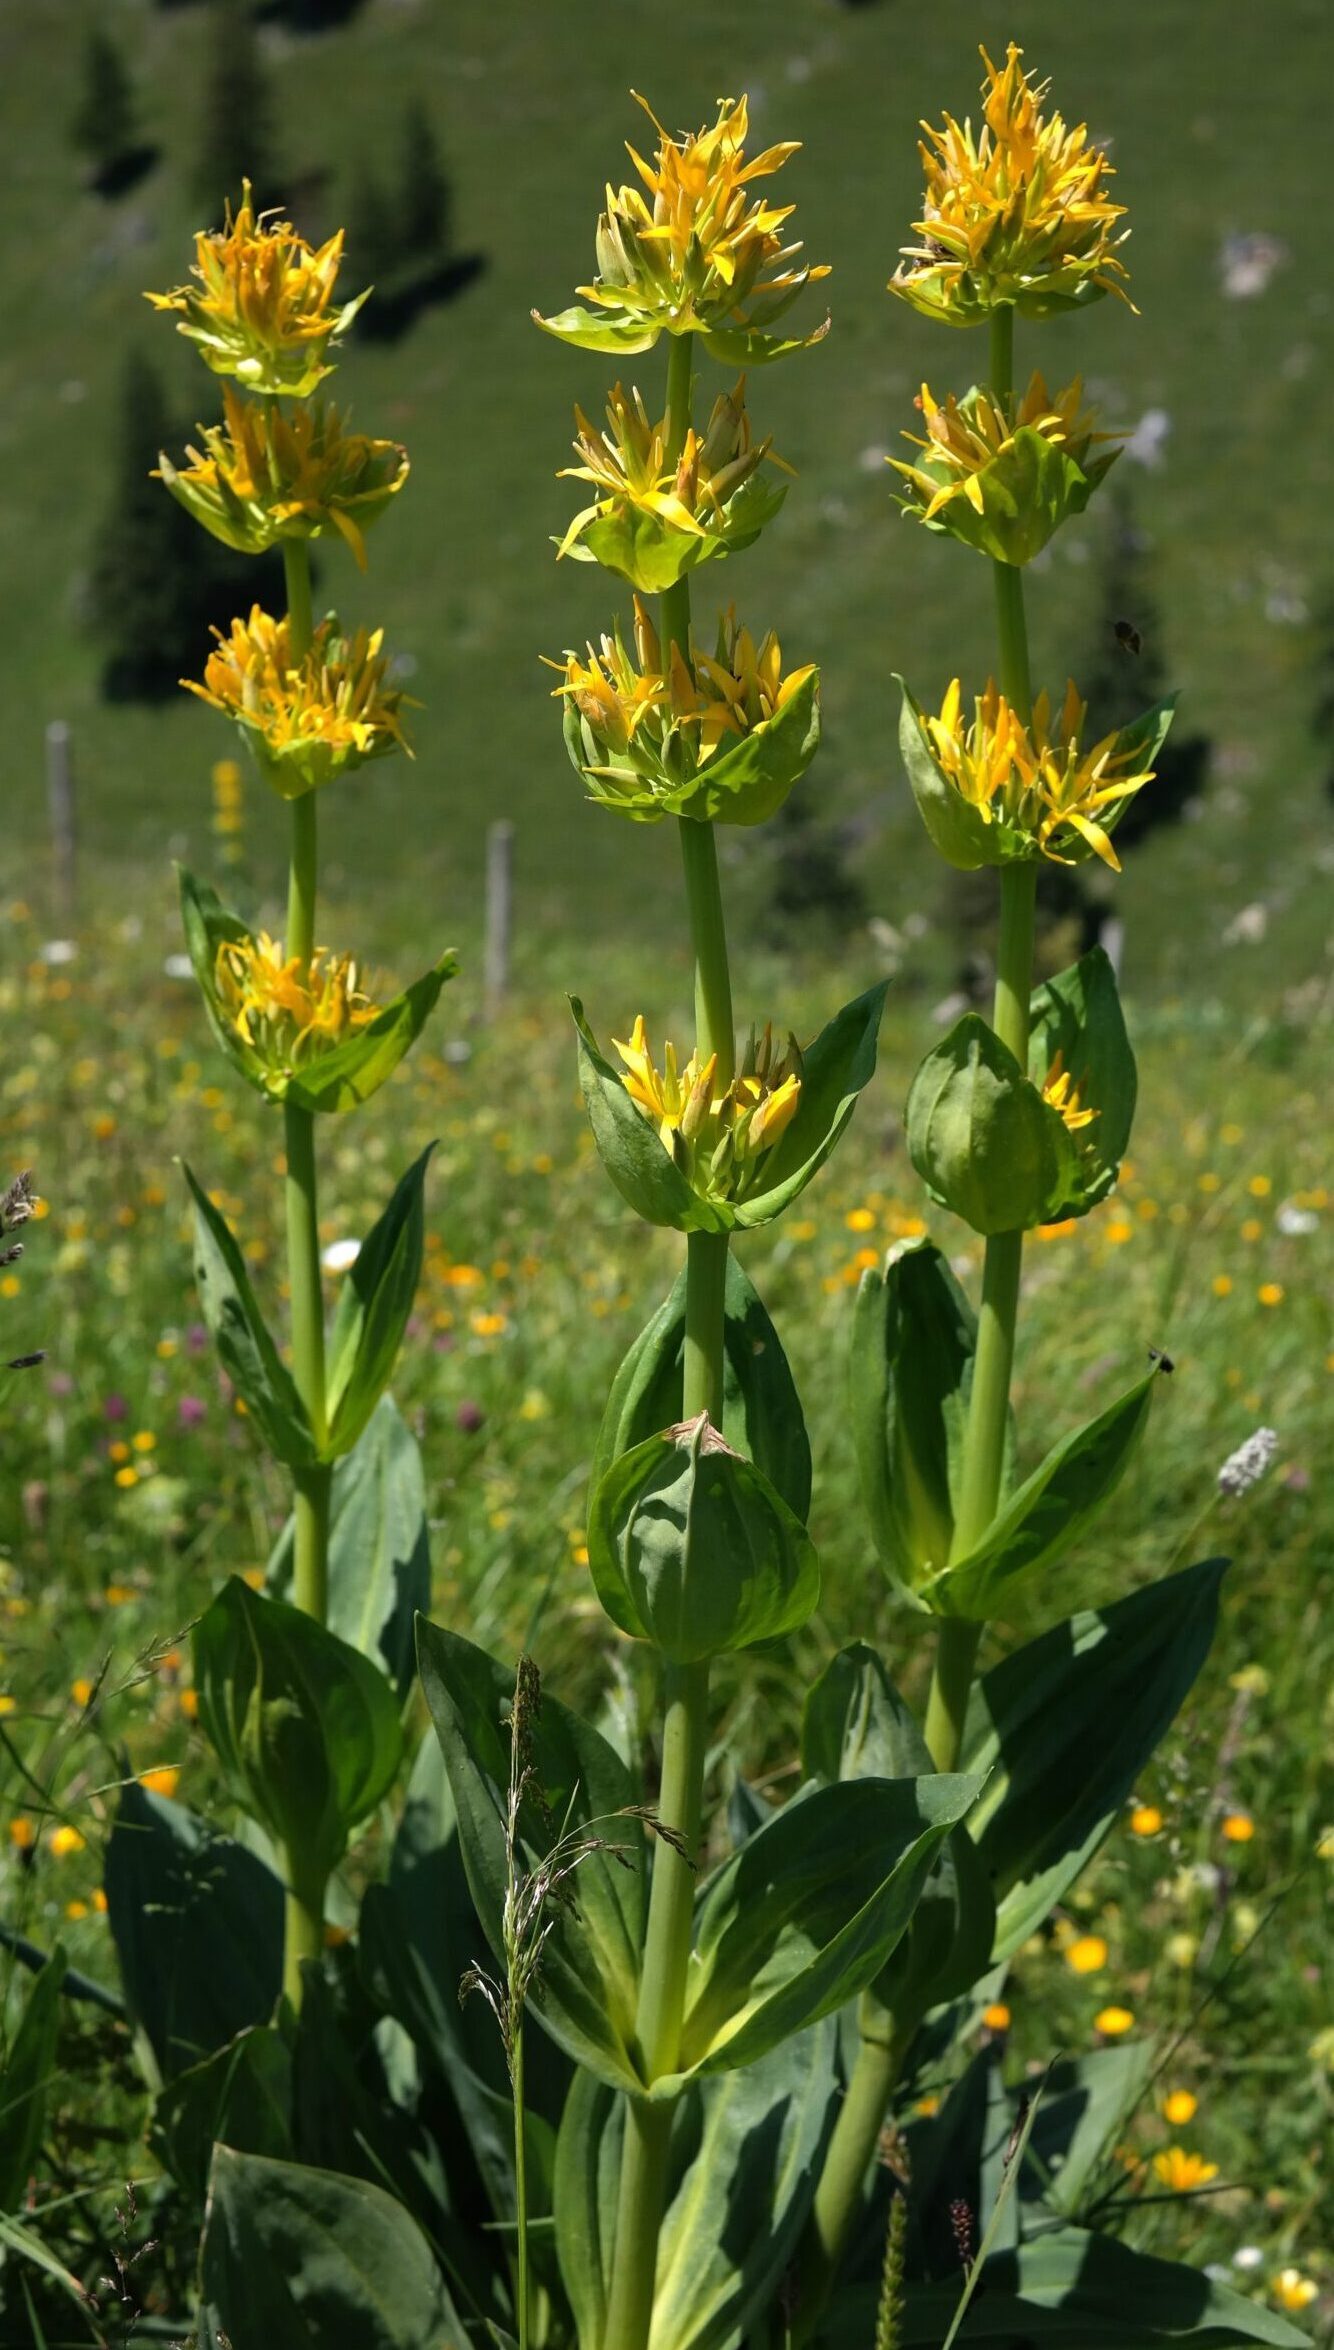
965,1558 -> 1227,1958
591,1254 -> 811,1521
194,1578 -> 403,1896
534,300 -> 661,354
269,1395 -> 430,1701
178,865 -> 267,1093
324,1145 -> 434,1457
669,664 -> 819,826
588,1418 -> 819,1663
416,1621 -> 647,2092
0,1948 -> 66,2212
850,1240 -> 1016,1606
285,952 -> 457,1116
200,2147 -> 467,2348
184,1164 -> 317,1468
104,1784 -> 283,2079
891,2228 -> 1312,2346
151,2025 -> 292,2204
675,1775 -> 981,2085
922,1362 -> 1165,1621
1021,2041 -> 1154,2218
555,2025 -> 839,2350
802,1645 -> 995,2010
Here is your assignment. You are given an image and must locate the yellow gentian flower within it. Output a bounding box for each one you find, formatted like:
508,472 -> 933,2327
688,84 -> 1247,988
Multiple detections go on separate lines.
891,45 -> 1131,327
890,373 -> 1120,563
614,1017 -> 802,1205
215,933 -> 380,1076
912,676 -> 1161,871
183,606 -> 414,798
157,387 -> 408,568
536,93 -> 829,361
556,376 -> 788,588
146,182 -> 369,397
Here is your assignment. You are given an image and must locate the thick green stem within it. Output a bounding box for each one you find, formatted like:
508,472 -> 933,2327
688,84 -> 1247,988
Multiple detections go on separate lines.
795,1998 -> 912,2337
282,1875 -> 324,2008
282,535 -> 315,664
678,820 -> 736,1089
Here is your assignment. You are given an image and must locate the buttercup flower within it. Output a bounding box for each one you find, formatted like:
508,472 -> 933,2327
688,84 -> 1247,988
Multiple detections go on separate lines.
157,387 -> 408,568
146,182 -> 369,397
183,607 -> 414,798
891,45 -> 1131,327
1151,2147 -> 1219,2193
904,676 -> 1166,871
891,374 -> 1120,564
614,1017 -> 802,1204
556,377 -> 787,589
535,92 -> 829,362
215,934 -> 380,1079
552,599 -> 818,826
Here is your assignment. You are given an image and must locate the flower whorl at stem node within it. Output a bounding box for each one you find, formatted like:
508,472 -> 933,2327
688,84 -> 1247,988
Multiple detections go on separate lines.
214,933 -> 380,1077
184,607 -> 415,798
157,388 -> 408,568
891,374 -> 1120,565
556,376 -> 789,588
146,181 -> 369,396
615,1015 -> 802,1205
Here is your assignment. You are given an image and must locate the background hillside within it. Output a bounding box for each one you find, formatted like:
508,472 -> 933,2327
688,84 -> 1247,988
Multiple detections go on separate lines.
4,0 -> 1332,1015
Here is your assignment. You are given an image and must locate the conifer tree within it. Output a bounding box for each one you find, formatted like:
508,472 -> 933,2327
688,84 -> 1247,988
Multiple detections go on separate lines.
194,0 -> 276,211
69,28 -> 138,186
398,101 -> 452,262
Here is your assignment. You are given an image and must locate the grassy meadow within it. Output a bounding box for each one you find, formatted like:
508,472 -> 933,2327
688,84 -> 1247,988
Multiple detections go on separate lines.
1,0 -> 1331,2335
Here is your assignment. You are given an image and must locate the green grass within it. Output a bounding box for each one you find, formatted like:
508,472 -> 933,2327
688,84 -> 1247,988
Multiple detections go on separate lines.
6,0 -> 1334,1001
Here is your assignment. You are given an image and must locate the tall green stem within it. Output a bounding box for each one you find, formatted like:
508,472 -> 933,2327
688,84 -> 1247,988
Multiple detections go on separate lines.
604,325 -> 734,2350
925,300 -> 1035,1775
277,538 -> 331,2004
795,1998 -> 913,2336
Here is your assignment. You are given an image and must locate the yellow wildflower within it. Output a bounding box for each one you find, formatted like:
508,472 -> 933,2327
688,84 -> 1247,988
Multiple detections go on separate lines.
538,93 -> 829,357
215,933 -> 380,1076
614,1017 -> 802,1205
1129,1804 -> 1163,1837
1093,2005 -> 1135,2036
556,377 -> 786,587
1221,1811 -> 1255,1843
1152,2147 -> 1219,2193
914,676 -> 1161,871
1065,1933 -> 1108,1974
158,386 -> 408,568
891,373 -> 1120,562
183,607 -> 414,798
139,1766 -> 181,1800
50,1825 -> 85,1859
891,45 -> 1131,327
1162,2091 -> 1198,2127
146,182 -> 368,397
981,2002 -> 1011,2032
553,598 -> 818,825
1272,2271 -> 1318,2314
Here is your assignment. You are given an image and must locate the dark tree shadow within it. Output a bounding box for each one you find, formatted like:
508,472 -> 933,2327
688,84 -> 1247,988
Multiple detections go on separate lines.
100,545 -> 288,705
87,142 -> 160,200
354,252 -> 487,344
256,0 -> 370,28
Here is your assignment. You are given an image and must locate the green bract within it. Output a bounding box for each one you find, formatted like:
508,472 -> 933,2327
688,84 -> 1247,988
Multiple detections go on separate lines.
587,1415 -> 819,1664
891,390 -> 1119,567
906,1013 -> 1079,1235
1028,945 -> 1137,1219
562,471 -> 788,593
561,656 -> 820,828
534,303 -> 829,370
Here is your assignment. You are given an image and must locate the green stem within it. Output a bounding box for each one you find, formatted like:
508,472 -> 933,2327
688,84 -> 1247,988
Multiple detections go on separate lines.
678,820 -> 736,1089
795,1998 -> 912,2337
282,535 -> 315,664
282,1868 -> 325,2009
514,2017 -> 530,2350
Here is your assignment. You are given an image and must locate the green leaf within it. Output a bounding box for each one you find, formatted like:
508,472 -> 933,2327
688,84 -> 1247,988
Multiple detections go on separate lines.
850,1240 -> 1016,1606
416,1621 -> 646,2091
802,1645 -> 995,2009
555,2024 -> 839,2350
286,952 -> 457,1115
674,1774 -> 981,2084
923,1362 -> 1163,1621
325,1144 -> 434,1456
1028,946 -> 1137,1219
151,2025 -> 292,2204
0,1948 -> 66,2213
201,2147 -> 468,2348
700,315 -> 831,366
533,300 -> 660,354
591,1255 -> 812,1521
1099,699 -> 1179,854
896,415 -> 1118,567
965,1558 -> 1226,1958
589,1417 -> 819,1663
104,1784 -> 283,2079
1023,2041 -> 1154,2217
906,1014 -> 1077,1237
931,2226 -> 1314,2345
184,1164 -> 317,1468
734,981 -> 887,1228
670,665 -> 820,827
194,1578 -> 403,1893
570,473 -> 789,595
572,998 -> 723,1233
269,1395 -> 431,1702
178,865 -> 269,1094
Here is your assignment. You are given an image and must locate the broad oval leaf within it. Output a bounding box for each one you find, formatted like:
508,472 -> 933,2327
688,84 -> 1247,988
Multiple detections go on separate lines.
591,1254 -> 812,1522
734,982 -> 887,1229
184,1164 -> 316,1468
415,1620 -> 647,2092
151,2025 -> 292,2204
906,1014 -> 1077,1237
674,1773 -> 981,2086
324,1144 -> 434,1457
1028,946 -> 1137,1221
965,1557 -> 1227,1958
0,1947 -> 67,2213
269,1395 -> 431,1702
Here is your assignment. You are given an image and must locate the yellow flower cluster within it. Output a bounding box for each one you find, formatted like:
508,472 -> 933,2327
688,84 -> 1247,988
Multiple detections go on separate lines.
920,677 -> 1157,870
146,183 -> 368,398
891,45 -> 1131,326
578,92 -> 829,342
184,607 -> 414,798
892,373 -> 1118,525
614,1017 -> 802,1203
215,933 -> 380,1069
158,386 -> 408,567
557,377 -> 783,570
